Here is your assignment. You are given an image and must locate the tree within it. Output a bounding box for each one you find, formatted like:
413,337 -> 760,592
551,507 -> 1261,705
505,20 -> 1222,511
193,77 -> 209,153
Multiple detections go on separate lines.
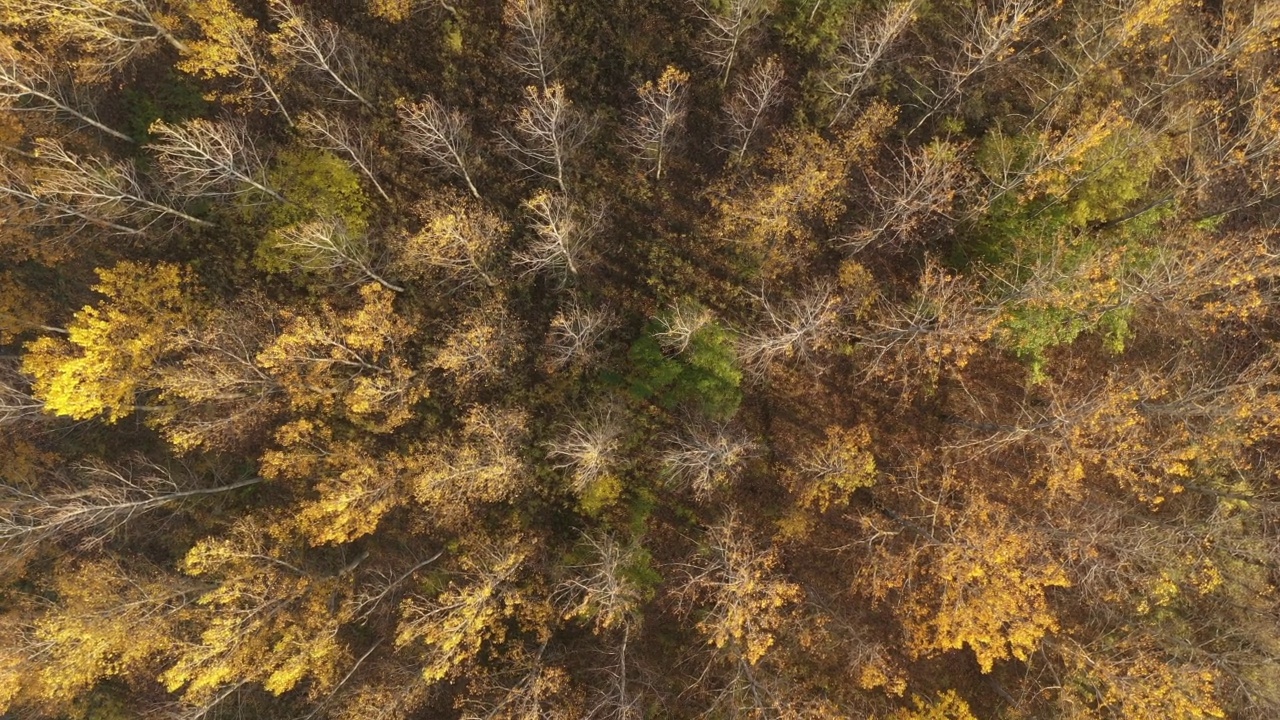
501,83 -> 590,193
787,424 -> 877,513
503,0 -> 556,91
397,95 -> 483,198
0,44 -> 131,141
267,216 -> 403,291
394,540 -> 535,683
22,261 -> 195,422
676,513 -> 802,665
29,137 -> 210,233
0,558 -> 194,716
149,117 -> 284,203
917,0 -> 1055,130
10,0 -> 187,77
161,516 -> 357,708
0,359 -> 42,428
514,190 -> 599,282
269,0 -> 374,108
179,0 -> 291,122
394,190 -> 507,288
299,110 -> 389,201
652,301 -> 715,356
721,55 -> 784,162
256,283 -> 426,432
627,66 -> 689,180
661,421 -> 756,497
823,0 -> 917,126
737,283 -> 844,378
846,141 -> 969,252
431,301 -> 520,391
0,458 -> 261,560
153,296 -> 286,453
546,405 -> 624,493
857,490 -> 1069,673
545,296 -> 613,370
410,405 -> 532,522
693,0 -> 775,86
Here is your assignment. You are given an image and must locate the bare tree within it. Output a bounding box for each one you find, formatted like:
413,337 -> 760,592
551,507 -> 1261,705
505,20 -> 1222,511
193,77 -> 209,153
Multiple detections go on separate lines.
269,0 -> 374,108
693,0 -> 774,87
148,118 -> 284,203
653,300 -> 714,355
546,296 -> 614,370
271,216 -> 404,291
514,191 -> 600,283
18,0 -> 188,73
916,0 -> 1054,131
398,95 -> 482,198
0,153 -> 140,236
501,83 -> 590,193
504,0 -> 557,91
627,66 -> 689,181
0,459 -> 262,560
661,421 -> 756,497
844,141 -> 968,252
29,138 -> 210,233
547,405 -> 624,492
395,192 -> 507,289
737,284 -> 843,378
554,532 -> 650,719
299,110 -> 389,201
721,55 -> 784,162
0,359 -> 43,426
823,0 -> 917,125
0,48 -> 131,141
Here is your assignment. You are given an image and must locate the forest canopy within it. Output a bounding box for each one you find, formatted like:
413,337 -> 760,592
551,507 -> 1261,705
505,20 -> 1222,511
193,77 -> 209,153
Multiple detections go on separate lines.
2,0 -> 1280,718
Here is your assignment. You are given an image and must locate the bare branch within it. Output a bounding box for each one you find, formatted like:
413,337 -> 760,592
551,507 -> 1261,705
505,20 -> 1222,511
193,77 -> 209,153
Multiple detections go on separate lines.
0,48 -> 131,141
504,0 -> 557,91
299,110 -> 389,201
721,56 -> 784,162
514,190 -> 600,283
398,95 -> 482,198
661,421 -> 756,498
823,0 -> 917,126
693,0 -> 774,87
269,0 -> 374,108
500,83 -> 590,193
148,118 -> 284,203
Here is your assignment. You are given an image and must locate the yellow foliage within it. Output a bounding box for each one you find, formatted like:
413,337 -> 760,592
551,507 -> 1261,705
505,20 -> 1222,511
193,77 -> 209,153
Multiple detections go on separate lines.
862,494 -> 1069,672
257,283 -> 426,431
889,690 -> 978,720
23,262 -> 194,422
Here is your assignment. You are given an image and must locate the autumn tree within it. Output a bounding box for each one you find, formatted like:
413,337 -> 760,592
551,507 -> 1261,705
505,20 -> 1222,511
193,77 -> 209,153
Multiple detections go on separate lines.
179,0 -> 291,121
501,83 -> 590,193
22,261 -> 195,422
9,0 -> 188,76
256,283 -> 426,432
394,190 -> 507,288
0,44 -> 131,140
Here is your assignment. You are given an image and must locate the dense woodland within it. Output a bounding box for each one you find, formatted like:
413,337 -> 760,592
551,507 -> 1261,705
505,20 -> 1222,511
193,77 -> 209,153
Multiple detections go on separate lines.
2,0 -> 1280,717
